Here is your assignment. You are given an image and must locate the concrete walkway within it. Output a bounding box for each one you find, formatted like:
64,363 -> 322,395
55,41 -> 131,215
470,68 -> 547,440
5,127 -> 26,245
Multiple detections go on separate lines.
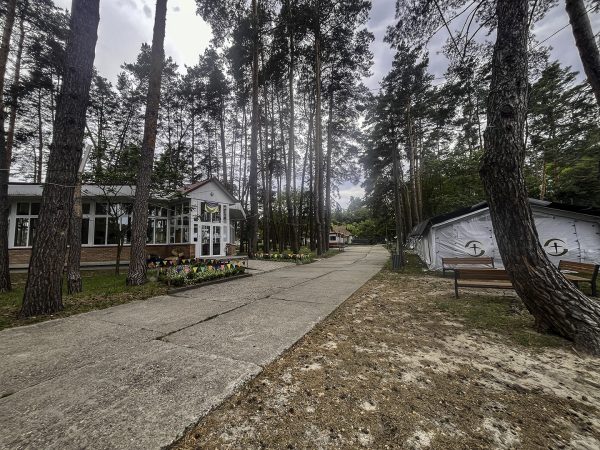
0,245 -> 388,450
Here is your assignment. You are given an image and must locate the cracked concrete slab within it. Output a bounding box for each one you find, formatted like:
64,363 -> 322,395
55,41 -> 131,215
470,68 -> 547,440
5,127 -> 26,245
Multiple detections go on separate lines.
164,297 -> 339,366
83,296 -> 242,334
0,245 -> 388,449
0,340 -> 261,450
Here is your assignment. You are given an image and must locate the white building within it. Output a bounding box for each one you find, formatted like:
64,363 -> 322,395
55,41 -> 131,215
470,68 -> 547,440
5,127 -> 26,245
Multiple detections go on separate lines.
7,178 -> 245,267
409,199 -> 600,271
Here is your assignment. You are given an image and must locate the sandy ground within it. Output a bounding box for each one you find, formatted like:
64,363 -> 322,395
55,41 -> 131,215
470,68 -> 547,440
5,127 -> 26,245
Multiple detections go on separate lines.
172,266 -> 600,450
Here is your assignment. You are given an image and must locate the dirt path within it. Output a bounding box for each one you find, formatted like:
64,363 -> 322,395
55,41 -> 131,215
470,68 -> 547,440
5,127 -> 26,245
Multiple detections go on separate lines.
173,264 -> 600,449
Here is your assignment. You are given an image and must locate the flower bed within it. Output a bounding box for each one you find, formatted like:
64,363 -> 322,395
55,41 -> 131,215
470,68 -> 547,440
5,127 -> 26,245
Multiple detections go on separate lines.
153,260 -> 246,287
254,253 -> 314,264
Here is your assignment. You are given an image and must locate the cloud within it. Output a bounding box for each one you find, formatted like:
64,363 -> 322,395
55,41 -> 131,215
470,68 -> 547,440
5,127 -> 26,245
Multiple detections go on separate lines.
337,181 -> 365,209
142,4 -> 152,18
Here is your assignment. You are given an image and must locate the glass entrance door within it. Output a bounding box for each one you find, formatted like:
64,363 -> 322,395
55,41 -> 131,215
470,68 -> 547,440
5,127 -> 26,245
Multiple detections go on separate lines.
198,224 -> 223,257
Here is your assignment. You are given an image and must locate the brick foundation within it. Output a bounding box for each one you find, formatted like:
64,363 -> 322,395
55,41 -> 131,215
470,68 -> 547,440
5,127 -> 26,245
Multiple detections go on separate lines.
9,244 -> 196,268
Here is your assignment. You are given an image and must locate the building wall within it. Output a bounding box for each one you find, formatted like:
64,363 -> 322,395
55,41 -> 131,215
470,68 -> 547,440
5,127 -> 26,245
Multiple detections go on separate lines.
9,244 -> 196,268
424,207 -> 600,270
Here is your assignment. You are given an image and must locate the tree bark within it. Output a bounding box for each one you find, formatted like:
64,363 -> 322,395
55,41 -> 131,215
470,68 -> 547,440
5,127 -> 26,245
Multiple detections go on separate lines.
0,0 -> 18,292
286,0 -> 299,253
566,0 -> 600,107
392,134 -> 405,266
480,0 -> 600,354
325,86 -> 333,251
248,0 -> 260,258
36,88 -> 43,183
314,2 -> 324,256
67,175 -> 83,294
20,0 -> 100,316
219,101 -> 228,186
126,0 -> 167,286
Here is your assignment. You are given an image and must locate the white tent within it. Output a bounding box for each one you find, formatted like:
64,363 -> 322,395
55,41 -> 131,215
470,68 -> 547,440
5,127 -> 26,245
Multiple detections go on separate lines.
409,199 -> 600,271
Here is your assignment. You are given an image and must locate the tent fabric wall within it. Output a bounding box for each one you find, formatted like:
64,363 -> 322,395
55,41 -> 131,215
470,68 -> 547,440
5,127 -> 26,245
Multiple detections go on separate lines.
417,206 -> 600,271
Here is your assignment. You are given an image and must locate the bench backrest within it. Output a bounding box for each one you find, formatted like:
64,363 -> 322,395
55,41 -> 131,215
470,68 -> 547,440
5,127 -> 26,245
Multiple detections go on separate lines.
455,268 -> 510,281
558,260 -> 599,277
443,257 -> 494,266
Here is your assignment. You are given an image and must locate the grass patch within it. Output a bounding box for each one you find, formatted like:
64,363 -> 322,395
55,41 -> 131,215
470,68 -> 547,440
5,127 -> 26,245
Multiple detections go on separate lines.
435,295 -> 568,349
0,270 -> 167,331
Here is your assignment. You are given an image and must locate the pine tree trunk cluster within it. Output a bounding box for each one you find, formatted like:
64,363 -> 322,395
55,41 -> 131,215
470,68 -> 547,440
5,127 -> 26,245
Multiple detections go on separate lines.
480,0 -> 600,354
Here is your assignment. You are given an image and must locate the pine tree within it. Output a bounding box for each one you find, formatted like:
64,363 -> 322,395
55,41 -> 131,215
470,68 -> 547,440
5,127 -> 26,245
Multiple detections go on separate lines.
480,0 -> 600,354
20,0 -> 100,316
127,0 -> 168,286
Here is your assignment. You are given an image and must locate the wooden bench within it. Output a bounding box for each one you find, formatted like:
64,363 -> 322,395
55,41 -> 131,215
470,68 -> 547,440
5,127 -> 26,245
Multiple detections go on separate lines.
559,260 -> 599,297
442,257 -> 495,277
454,268 -> 513,298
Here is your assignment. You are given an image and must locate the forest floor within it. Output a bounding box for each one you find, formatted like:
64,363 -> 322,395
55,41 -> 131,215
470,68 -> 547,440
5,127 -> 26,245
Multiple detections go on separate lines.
173,255 -> 600,450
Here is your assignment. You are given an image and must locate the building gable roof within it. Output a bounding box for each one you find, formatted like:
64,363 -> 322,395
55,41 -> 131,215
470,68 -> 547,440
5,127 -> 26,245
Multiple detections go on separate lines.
181,178 -> 238,203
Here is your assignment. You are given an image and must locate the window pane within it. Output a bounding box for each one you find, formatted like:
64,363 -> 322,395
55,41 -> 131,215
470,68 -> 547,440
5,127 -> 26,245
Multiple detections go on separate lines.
120,215 -> 131,244
107,218 -> 120,245
17,202 -> 29,215
81,218 -> 90,245
181,225 -> 189,243
212,206 -> 221,223
169,219 -> 176,243
182,202 -> 190,215
200,203 -> 210,222
95,203 -> 107,215
155,219 -> 167,243
14,218 -> 29,246
94,217 -> 107,245
30,203 -> 40,215
147,219 -> 154,244
212,226 -> 221,255
160,207 -> 168,217
82,203 -> 91,215
28,218 -> 38,246
201,225 -> 210,256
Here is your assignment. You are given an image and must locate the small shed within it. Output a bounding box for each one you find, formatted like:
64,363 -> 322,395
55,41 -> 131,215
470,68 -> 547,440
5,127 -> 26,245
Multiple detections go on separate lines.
408,199 -> 600,270
329,225 -> 353,248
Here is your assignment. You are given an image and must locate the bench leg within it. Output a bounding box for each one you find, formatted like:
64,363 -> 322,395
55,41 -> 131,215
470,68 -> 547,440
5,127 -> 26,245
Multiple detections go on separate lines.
592,282 -> 597,297
454,282 -> 459,299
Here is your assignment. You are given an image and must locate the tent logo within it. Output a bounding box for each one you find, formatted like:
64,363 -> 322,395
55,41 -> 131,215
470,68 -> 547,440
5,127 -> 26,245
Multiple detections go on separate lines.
465,240 -> 485,257
544,238 -> 568,256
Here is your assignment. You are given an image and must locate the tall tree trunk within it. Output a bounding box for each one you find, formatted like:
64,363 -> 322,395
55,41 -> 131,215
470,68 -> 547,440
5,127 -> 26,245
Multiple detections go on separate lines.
191,111 -> 195,181
406,102 -> 419,225
314,3 -> 324,255
5,1 -> 27,170
391,127 -> 405,266
566,0 -> 600,107
248,0 -> 260,258
20,0 -> 100,316
286,0 -> 299,252
0,0 -> 18,292
219,101 -> 228,185
126,0 -> 168,286
480,0 -> 600,354
325,87 -> 333,251
67,175 -> 83,294
36,88 -> 43,183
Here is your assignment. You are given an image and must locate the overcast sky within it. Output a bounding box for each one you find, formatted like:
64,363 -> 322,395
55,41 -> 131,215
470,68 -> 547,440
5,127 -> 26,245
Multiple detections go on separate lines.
54,0 -> 599,208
